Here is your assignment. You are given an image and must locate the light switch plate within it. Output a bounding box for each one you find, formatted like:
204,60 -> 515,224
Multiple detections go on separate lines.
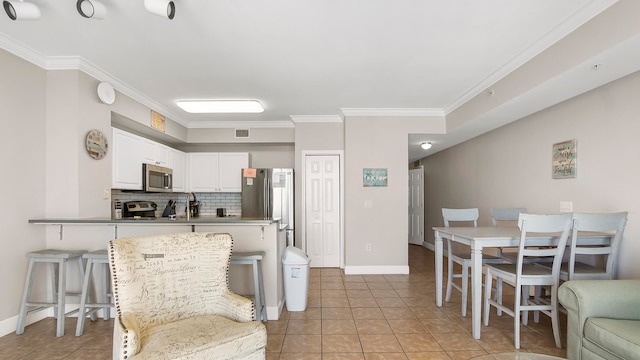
364,200 -> 373,208
559,201 -> 573,213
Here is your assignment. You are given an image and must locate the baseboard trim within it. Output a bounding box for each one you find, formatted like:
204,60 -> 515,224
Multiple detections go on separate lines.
0,311 -> 50,337
421,242 -> 434,251
343,265 -> 410,275
267,299 -> 286,321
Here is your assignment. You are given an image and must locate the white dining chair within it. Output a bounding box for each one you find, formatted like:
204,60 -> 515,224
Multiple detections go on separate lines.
482,213 -> 572,349
491,207 -> 527,262
442,208 -> 503,317
540,211 -> 627,281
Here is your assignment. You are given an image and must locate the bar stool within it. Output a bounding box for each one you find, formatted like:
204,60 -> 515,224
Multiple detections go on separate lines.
76,250 -> 113,336
16,249 -> 86,337
230,251 -> 267,322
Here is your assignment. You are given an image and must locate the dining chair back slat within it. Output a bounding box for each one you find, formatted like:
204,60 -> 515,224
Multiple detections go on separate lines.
483,213 -> 573,349
442,207 -> 503,317
443,208 -> 479,227
491,207 -> 527,226
567,212 -> 628,280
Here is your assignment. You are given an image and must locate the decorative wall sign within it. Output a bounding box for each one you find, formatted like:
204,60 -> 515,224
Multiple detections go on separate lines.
151,110 -> 166,132
363,168 -> 388,187
85,129 -> 108,160
552,139 -> 577,179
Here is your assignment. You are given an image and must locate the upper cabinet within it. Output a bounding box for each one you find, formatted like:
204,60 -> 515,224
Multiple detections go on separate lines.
113,128 -> 182,190
113,128 -> 248,193
169,148 -> 186,192
187,152 -> 249,192
112,128 -> 146,190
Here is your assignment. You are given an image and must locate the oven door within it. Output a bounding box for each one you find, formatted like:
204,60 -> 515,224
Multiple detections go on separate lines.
144,164 -> 173,192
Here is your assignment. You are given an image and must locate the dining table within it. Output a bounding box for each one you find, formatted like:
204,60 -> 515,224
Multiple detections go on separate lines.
432,226 -> 612,339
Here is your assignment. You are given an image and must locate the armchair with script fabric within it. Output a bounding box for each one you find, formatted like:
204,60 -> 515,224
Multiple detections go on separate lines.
108,232 -> 267,360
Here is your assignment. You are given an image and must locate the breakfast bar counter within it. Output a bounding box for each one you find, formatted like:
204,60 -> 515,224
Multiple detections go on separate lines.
29,217 -> 288,320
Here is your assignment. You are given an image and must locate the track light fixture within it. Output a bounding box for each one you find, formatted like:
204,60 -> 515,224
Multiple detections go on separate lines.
421,142 -> 432,150
76,0 -> 106,19
144,0 -> 175,20
3,0 -> 41,20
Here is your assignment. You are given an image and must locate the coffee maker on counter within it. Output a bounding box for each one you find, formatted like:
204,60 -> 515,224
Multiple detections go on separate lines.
186,192 -> 200,218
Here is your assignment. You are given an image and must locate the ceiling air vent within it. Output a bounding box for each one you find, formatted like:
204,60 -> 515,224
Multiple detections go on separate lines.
235,129 -> 250,138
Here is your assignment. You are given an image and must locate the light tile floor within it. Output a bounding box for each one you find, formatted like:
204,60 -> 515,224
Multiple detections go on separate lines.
0,244 -> 567,359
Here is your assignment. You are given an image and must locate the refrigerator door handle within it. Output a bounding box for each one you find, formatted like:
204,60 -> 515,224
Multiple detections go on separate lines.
264,173 -> 269,219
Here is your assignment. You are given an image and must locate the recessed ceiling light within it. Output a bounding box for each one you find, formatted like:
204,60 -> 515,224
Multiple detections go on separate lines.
176,100 -> 264,113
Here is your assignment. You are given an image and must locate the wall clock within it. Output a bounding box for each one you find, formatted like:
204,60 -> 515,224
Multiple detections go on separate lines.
86,129 -> 108,160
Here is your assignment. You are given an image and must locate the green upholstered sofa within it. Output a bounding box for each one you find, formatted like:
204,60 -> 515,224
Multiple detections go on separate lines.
558,280 -> 640,360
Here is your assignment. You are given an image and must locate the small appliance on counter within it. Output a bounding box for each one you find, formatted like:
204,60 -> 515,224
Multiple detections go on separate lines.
123,201 -> 157,219
216,208 -> 226,217
111,200 -> 123,220
186,193 -> 201,218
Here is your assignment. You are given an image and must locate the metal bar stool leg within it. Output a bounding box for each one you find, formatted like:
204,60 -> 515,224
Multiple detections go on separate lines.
75,250 -> 112,336
102,260 -> 111,320
16,249 -> 86,337
257,258 -> 267,322
56,258 -> 67,337
16,259 -> 36,335
230,251 -> 267,322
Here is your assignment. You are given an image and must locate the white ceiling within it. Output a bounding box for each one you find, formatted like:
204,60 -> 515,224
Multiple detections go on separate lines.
0,0 -> 630,161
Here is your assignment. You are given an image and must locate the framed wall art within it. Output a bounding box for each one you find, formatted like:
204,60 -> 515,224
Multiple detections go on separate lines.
552,139 -> 577,179
363,168 -> 388,187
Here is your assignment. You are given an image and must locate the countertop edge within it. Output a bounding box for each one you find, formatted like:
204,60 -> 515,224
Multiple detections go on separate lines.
29,217 -> 279,225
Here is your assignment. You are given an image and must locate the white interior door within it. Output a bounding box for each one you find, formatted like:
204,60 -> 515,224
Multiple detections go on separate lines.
408,167 -> 424,245
305,155 -> 341,267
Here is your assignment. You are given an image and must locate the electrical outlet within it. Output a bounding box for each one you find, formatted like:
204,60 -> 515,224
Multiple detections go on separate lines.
559,201 -> 573,213
103,188 -> 111,200
366,243 -> 372,252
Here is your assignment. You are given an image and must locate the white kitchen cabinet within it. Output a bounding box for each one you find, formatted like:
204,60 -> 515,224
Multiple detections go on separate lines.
218,153 -> 250,192
169,148 -> 186,192
112,128 -> 173,190
112,128 -> 145,190
187,152 -> 249,192
142,138 -> 170,167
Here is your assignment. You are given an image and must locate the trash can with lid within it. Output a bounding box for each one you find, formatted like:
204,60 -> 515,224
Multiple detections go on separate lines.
282,246 -> 311,311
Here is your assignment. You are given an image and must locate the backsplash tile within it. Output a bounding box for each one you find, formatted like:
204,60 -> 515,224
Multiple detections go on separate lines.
112,190 -> 241,217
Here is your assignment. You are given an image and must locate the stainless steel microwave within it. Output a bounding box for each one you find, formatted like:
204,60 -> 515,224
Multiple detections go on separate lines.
143,163 -> 173,192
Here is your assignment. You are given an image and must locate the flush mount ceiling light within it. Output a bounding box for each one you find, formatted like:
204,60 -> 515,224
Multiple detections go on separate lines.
176,100 -> 264,114
3,0 -> 41,20
421,142 -> 432,150
76,0 -> 106,19
144,0 -> 175,19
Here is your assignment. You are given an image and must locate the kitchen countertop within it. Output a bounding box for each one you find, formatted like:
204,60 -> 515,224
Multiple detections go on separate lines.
29,216 -> 281,226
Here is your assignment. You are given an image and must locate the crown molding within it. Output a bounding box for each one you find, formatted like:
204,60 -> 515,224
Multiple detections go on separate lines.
0,33 -> 47,68
187,120 -> 295,129
341,108 -> 445,117
1,33 -> 191,127
442,0 -> 618,115
290,115 -> 343,123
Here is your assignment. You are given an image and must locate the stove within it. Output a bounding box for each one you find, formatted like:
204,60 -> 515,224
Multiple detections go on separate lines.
122,201 -> 157,218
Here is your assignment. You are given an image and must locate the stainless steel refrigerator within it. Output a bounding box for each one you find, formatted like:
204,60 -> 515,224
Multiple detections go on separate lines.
241,168 -> 295,246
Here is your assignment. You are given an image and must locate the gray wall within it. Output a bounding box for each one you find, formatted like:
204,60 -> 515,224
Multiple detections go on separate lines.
343,116 -> 445,272
0,49 -> 47,321
421,69 -> 640,279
